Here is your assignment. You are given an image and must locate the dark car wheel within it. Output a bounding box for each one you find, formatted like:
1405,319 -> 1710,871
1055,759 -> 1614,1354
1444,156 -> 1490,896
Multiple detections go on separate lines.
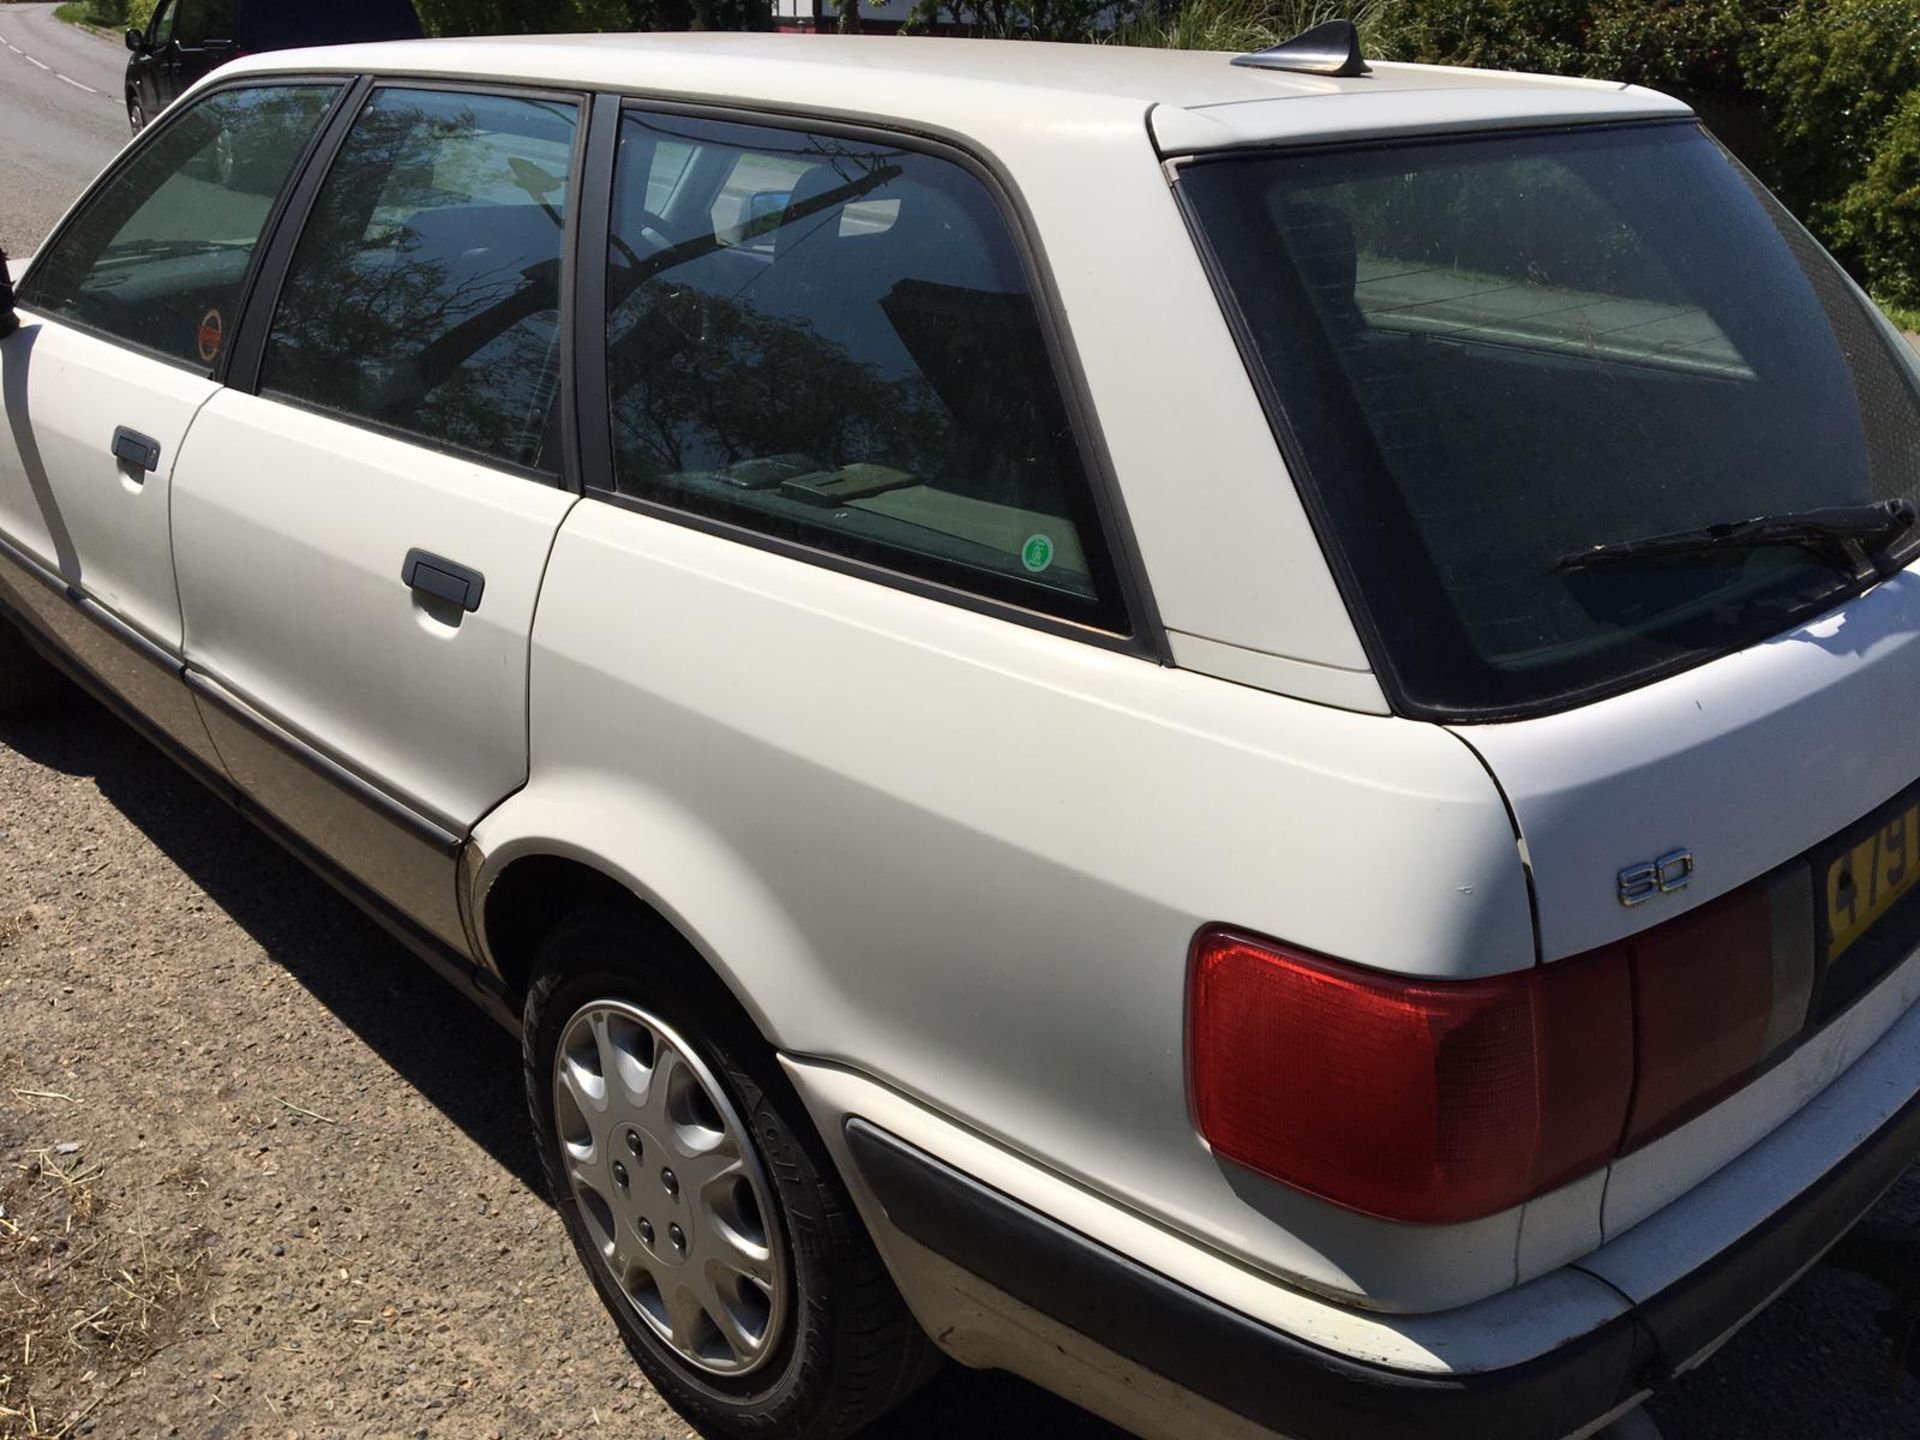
524,908 -> 940,1440
128,95 -> 145,133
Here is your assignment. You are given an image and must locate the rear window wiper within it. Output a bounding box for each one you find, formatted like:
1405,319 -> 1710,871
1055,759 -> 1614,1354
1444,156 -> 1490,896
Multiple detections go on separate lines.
1557,499 -> 1919,580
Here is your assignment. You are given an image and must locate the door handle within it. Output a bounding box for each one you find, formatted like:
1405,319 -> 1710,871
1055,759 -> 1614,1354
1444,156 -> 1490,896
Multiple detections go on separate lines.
112,427 -> 161,474
402,548 -> 486,614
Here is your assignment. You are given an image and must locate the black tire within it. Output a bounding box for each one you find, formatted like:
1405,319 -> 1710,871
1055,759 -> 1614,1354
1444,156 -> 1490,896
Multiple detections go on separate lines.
523,908 -> 941,1440
128,95 -> 145,133
0,617 -> 63,716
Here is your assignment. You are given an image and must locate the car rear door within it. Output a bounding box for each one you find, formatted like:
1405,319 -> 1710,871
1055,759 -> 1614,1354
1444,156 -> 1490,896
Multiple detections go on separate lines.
170,80 -> 589,948
0,79 -> 343,767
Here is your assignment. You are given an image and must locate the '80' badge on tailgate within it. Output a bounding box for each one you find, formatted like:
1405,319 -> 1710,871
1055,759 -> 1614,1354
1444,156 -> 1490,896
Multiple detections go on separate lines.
1619,849 -> 1694,907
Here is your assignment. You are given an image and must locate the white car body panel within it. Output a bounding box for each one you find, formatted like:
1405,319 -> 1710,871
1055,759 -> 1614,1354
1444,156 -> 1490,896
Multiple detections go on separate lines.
1149,81 -> 1691,156
170,390 -> 577,941
0,319 -> 209,650
1455,568 -> 1920,965
0,314 -> 224,767
472,495 -> 1537,1309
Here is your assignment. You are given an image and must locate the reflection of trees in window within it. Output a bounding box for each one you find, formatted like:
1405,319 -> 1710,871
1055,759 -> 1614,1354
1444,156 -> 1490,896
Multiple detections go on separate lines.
599,114 -> 1122,626
609,141 -> 978,487
263,95 -> 576,472
608,135 -> 1087,519
609,287 -> 950,483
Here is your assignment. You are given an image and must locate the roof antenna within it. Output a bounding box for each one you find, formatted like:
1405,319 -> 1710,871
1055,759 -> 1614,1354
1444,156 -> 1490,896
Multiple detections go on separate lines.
1233,19 -> 1372,78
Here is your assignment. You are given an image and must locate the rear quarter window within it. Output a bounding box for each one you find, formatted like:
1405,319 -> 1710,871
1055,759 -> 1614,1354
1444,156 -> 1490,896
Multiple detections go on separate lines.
598,110 -> 1128,631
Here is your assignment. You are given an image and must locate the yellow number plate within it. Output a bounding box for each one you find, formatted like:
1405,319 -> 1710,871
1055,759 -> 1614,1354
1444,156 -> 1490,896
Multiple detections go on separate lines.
1827,803 -> 1920,960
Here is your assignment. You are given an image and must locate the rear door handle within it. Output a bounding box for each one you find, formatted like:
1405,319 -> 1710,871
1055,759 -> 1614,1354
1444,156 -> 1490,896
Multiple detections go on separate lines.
112,427 -> 161,474
402,548 -> 486,614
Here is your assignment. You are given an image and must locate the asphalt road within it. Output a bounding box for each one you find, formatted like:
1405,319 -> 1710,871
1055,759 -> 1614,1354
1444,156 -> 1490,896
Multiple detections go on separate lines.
0,1 -> 128,257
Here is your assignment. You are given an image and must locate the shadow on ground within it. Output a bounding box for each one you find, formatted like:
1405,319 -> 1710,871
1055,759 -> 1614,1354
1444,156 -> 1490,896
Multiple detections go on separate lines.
0,691 -> 1126,1439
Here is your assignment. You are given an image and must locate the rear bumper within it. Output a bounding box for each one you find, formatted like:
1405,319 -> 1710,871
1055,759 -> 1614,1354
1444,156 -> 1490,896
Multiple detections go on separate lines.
797,976 -> 1920,1440
844,1091 -> 1920,1439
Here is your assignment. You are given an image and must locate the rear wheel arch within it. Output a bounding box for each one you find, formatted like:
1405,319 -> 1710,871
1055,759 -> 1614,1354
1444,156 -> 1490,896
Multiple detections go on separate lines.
476,851 -> 776,1043
480,852 -> 639,1000
469,783 -> 835,1051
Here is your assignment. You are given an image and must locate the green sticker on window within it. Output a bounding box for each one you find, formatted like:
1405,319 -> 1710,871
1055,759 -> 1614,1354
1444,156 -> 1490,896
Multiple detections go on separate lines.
1021,534 -> 1055,573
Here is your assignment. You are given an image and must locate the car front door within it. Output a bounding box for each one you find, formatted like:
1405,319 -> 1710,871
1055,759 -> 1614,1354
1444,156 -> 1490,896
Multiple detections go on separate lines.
170,83 -> 587,947
137,0 -> 177,114
0,80 -> 344,767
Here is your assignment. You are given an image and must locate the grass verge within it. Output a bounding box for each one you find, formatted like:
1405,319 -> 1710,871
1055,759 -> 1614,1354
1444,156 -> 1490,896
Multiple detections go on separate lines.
52,2 -> 122,33
1879,299 -> 1920,338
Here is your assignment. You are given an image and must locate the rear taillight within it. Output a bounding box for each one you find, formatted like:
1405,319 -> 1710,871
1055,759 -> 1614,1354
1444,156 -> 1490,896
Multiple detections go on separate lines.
1620,864 -> 1813,1149
1188,929 -> 1632,1224
1189,865 -> 1814,1224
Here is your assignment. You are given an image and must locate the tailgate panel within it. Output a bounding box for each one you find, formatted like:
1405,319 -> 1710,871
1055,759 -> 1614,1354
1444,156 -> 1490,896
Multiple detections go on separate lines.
1453,569 -> 1920,964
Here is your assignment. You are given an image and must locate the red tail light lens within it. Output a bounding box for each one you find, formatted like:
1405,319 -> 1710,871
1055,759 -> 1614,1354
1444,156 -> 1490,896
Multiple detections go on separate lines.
1620,864 -> 1813,1150
1190,866 -> 1815,1224
1188,929 -> 1632,1224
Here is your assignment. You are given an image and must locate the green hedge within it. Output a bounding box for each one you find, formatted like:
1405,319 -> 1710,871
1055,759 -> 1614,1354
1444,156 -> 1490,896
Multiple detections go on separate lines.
1747,0 -> 1920,307
1369,0 -> 1762,94
1833,87 -> 1920,308
63,0 -> 146,28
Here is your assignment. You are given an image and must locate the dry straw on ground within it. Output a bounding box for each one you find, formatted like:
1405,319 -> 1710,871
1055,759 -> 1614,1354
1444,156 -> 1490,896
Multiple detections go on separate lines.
0,1114 -> 212,1440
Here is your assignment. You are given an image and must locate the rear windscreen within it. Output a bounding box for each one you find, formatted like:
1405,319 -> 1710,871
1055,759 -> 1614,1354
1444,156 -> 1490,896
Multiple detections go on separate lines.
1177,123 -> 1920,720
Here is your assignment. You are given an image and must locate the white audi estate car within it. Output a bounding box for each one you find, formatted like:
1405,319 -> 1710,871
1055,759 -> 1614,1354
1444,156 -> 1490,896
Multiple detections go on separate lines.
4,26 -> 1920,1440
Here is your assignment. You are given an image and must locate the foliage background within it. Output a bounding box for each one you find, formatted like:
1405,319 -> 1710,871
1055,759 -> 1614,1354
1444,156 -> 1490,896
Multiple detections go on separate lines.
63,0 -> 1920,313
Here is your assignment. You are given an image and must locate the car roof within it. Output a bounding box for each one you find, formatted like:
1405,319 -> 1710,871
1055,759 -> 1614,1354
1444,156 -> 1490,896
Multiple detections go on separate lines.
220,33 -> 1692,152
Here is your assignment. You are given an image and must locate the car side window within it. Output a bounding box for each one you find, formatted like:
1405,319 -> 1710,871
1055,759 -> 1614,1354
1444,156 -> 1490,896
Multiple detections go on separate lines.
149,0 -> 177,47
23,84 -> 339,371
176,0 -> 237,46
602,111 -> 1125,629
259,87 -> 581,476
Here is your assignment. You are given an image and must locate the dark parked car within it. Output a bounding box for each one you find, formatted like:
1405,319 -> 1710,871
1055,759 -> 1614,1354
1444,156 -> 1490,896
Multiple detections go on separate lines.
125,0 -> 421,133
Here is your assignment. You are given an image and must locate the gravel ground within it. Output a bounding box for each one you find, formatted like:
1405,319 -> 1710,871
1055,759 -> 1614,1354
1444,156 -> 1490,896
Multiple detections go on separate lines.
2,683 -> 1918,1440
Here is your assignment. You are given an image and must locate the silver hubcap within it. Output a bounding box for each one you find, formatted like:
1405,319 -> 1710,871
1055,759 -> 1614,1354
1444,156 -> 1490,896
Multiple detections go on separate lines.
552,1000 -> 788,1377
